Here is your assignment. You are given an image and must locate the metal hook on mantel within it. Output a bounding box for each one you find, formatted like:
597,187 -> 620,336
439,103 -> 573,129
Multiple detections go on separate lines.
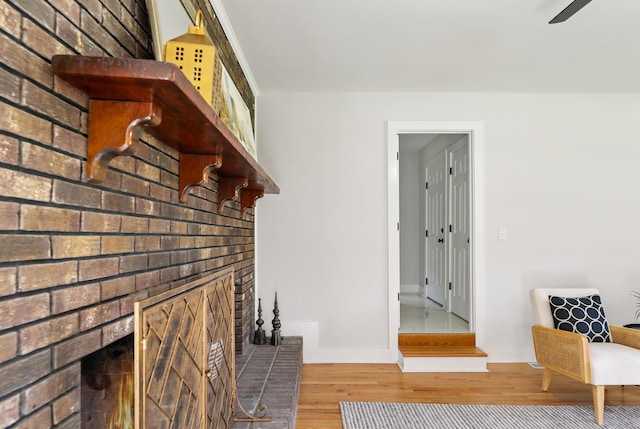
235,400 -> 272,423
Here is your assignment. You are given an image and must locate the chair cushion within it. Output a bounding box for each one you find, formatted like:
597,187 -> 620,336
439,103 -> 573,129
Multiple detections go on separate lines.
549,294 -> 611,342
589,342 -> 640,385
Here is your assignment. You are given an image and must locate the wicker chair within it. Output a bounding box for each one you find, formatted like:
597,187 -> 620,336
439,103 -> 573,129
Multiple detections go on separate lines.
530,288 -> 640,425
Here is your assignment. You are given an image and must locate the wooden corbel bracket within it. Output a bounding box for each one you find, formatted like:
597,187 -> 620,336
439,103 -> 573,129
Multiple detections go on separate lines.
179,154 -> 223,203
85,100 -> 161,182
218,177 -> 248,212
240,190 -> 264,214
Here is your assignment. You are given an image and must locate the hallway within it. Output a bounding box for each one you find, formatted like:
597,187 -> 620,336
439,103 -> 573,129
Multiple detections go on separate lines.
399,292 -> 469,333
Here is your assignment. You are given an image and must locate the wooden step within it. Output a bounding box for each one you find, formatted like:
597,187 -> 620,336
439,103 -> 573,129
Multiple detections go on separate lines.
397,333 -> 488,372
398,333 -> 476,348
399,345 -> 487,358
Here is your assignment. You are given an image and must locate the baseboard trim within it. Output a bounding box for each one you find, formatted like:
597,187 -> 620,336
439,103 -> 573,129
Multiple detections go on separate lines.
400,284 -> 421,294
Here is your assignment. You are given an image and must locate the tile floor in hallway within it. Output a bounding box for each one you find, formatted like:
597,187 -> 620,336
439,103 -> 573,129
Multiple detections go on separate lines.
399,292 -> 470,333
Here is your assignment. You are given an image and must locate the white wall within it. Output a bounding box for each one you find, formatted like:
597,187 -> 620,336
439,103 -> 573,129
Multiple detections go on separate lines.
399,151 -> 420,290
254,92 -> 640,363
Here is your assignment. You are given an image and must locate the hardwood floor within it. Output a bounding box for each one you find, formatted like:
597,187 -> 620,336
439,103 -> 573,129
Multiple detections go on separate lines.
295,363 -> 640,428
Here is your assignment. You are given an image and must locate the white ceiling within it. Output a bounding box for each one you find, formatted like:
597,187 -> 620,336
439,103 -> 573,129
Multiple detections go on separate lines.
218,0 -> 640,93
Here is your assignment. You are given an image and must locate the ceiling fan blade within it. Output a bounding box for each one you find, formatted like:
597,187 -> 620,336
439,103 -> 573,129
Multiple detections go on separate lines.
549,0 -> 593,24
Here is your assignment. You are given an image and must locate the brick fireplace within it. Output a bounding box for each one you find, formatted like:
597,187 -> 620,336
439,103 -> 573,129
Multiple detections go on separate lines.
0,1 -> 270,427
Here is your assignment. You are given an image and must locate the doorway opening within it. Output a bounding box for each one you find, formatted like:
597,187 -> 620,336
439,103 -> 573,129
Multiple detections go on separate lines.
387,122 -> 485,349
399,133 -> 470,334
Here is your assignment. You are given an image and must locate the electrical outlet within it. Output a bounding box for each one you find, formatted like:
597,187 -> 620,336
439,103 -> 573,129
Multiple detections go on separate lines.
498,228 -> 507,240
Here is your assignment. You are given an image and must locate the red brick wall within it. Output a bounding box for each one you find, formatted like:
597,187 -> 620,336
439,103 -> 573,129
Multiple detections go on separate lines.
0,1 -> 257,427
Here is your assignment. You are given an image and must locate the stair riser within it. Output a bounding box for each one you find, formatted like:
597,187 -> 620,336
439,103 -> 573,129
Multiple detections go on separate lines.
398,355 -> 488,373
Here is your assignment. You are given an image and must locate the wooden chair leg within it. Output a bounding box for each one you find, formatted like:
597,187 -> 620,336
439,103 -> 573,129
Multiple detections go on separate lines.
592,385 -> 605,425
541,368 -> 552,392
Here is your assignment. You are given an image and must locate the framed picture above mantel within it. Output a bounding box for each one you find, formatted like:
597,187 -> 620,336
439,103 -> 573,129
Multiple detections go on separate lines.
146,0 -> 257,159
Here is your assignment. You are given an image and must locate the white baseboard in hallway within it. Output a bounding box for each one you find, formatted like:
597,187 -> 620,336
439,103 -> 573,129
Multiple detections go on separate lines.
400,284 -> 421,294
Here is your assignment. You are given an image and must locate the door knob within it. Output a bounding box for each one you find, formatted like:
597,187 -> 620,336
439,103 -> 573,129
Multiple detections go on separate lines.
438,238 -> 444,243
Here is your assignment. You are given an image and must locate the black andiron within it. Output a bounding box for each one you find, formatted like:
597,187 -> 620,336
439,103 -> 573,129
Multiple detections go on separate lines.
271,292 -> 282,346
253,298 -> 267,345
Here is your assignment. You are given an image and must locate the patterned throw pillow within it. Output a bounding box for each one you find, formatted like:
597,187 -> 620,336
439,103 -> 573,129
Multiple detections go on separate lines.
548,294 -> 611,342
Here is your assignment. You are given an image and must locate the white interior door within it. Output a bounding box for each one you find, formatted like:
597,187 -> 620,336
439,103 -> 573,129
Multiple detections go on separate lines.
426,151 -> 447,307
449,139 -> 470,321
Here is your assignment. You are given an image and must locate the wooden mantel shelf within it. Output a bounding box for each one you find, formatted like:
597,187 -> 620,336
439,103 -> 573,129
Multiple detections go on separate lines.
51,55 -> 279,213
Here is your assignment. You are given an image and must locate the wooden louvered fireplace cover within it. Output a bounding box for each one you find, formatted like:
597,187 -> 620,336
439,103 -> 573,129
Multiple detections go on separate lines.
134,267 -> 236,428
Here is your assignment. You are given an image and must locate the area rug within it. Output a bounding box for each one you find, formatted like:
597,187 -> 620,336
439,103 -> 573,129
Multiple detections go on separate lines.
339,402 -> 640,429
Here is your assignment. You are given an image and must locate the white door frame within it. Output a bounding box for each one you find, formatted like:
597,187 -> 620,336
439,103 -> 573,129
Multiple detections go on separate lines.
387,121 -> 486,350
